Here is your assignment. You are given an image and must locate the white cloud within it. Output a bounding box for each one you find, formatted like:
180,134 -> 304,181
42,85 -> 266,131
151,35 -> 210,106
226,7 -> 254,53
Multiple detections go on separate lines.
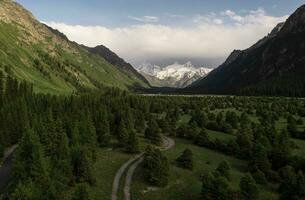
164,13 -> 184,18
46,9 -> 288,66
128,15 -> 159,23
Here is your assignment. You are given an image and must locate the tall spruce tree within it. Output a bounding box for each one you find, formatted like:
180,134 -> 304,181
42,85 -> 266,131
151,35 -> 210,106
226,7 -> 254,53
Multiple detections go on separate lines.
145,118 -> 162,146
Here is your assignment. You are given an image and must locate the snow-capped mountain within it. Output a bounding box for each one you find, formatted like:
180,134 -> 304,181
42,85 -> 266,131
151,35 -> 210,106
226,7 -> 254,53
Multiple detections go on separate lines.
137,62 -> 212,88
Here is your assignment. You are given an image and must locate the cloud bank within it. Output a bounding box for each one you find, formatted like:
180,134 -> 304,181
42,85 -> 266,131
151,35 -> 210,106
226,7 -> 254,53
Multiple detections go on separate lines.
46,9 -> 288,67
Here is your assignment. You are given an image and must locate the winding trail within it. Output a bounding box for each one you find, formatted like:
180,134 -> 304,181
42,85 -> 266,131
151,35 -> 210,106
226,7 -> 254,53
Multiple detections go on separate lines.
124,136 -> 175,200
111,153 -> 143,200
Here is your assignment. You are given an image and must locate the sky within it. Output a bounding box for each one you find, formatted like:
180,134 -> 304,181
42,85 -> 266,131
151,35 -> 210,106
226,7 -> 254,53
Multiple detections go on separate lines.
16,0 -> 305,67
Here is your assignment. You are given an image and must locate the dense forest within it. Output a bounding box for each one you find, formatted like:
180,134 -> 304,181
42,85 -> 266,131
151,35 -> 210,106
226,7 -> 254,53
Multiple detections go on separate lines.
0,74 -> 305,200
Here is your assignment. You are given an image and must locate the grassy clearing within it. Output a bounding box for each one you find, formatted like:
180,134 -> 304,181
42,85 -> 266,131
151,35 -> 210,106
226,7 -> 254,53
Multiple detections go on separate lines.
207,129 -> 235,142
131,138 -> 278,200
91,148 -> 132,200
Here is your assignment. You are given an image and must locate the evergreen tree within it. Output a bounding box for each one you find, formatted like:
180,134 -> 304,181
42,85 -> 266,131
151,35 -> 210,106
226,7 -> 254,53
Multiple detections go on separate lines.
176,148 -> 194,170
240,174 -> 259,200
72,183 -> 93,200
117,121 -> 129,147
13,129 -> 49,186
96,110 -> 111,147
126,130 -> 140,153
216,161 -> 231,180
194,129 -> 210,147
279,171 -> 305,200
145,118 -> 162,146
143,146 -> 169,187
201,171 -> 232,200
71,146 -> 95,185
10,181 -> 39,200
252,170 -> 268,185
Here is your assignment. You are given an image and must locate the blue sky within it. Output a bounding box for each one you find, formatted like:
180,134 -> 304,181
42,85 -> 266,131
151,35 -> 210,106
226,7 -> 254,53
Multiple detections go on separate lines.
15,0 -> 305,67
16,0 -> 304,27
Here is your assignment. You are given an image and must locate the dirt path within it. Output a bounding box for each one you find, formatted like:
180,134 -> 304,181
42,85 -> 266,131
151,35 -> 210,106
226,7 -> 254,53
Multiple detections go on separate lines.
111,153 -> 143,200
123,136 -> 175,200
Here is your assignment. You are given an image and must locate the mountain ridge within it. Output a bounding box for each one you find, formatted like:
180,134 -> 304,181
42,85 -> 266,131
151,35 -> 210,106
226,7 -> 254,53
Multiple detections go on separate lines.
83,45 -> 150,86
187,4 -> 305,97
0,0 -> 149,94
138,62 -> 212,88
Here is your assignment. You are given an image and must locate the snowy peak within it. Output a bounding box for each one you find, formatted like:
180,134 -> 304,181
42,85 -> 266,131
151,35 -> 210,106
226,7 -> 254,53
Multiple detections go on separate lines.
137,62 -> 212,88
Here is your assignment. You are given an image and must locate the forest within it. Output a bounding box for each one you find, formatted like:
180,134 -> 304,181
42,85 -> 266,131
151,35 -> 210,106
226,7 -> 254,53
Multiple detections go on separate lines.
0,74 -> 305,200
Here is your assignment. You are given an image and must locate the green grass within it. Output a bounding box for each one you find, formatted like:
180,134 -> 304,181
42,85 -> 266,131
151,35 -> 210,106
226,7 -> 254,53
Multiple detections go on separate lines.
91,148 -> 132,200
178,114 -> 191,125
131,138 -> 277,200
207,129 -> 235,142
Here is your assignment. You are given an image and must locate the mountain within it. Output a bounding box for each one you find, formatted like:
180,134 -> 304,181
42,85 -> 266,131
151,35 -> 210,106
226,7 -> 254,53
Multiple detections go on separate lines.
83,45 -> 150,86
0,0 -> 149,94
188,5 -> 305,97
138,62 -> 212,88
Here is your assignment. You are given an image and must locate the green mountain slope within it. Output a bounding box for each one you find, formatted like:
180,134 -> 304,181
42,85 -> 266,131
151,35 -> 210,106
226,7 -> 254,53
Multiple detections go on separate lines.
83,45 -> 151,87
187,5 -> 305,97
0,0 -> 149,94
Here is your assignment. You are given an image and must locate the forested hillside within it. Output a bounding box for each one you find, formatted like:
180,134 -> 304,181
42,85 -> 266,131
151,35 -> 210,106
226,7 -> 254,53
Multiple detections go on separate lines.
0,0 -> 149,95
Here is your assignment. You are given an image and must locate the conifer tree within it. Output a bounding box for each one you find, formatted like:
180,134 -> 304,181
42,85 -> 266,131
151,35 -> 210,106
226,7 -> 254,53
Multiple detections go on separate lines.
117,121 -> 129,147
240,174 -> 259,200
72,183 -> 93,200
176,148 -> 194,170
145,118 -> 162,146
71,146 -> 95,185
194,129 -> 210,146
143,146 -> 169,187
12,129 -> 50,193
216,160 -> 231,180
126,130 -> 140,153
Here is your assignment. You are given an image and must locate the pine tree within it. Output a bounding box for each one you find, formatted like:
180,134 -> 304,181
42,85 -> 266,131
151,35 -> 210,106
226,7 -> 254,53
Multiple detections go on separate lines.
176,148 -> 194,170
240,174 -> 259,200
216,160 -> 231,180
194,129 -> 210,147
126,130 -> 140,153
201,171 -> 232,200
279,171 -> 305,200
10,181 -> 39,200
12,129 -> 50,196
96,110 -> 111,147
145,118 -> 162,146
71,146 -> 95,185
117,121 -> 129,147
143,146 -> 169,187
13,129 -> 49,183
72,183 -> 93,200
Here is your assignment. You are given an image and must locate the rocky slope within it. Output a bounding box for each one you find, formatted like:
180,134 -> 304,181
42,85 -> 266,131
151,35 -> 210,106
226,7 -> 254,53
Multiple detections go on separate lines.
138,62 -> 212,88
0,0 -> 149,94
188,4 -> 305,97
83,45 -> 150,87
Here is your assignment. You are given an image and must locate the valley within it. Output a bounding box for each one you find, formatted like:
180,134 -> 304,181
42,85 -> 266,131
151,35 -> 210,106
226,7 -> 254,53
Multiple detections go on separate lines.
0,0 -> 305,200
